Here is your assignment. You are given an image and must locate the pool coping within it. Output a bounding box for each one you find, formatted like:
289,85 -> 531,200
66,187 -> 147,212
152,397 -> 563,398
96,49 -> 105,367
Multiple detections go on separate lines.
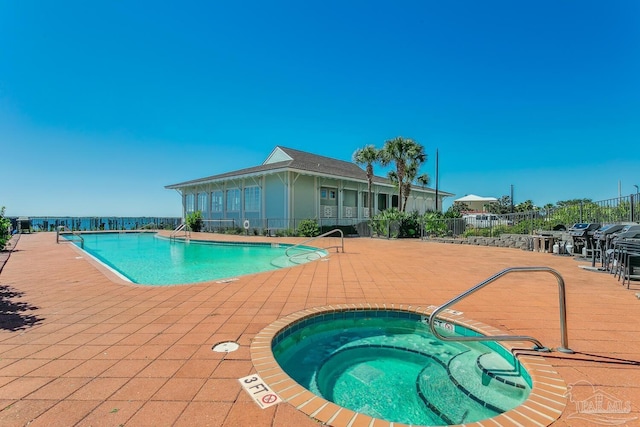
61,231 -> 328,287
250,303 -> 567,427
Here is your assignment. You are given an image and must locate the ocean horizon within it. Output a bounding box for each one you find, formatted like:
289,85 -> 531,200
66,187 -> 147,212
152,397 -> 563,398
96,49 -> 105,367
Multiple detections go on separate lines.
9,216 -> 181,232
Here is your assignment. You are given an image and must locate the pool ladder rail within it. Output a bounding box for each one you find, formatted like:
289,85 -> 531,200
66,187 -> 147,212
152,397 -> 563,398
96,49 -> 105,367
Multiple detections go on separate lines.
284,228 -> 344,262
170,223 -> 191,242
428,266 -> 574,354
56,226 -> 84,249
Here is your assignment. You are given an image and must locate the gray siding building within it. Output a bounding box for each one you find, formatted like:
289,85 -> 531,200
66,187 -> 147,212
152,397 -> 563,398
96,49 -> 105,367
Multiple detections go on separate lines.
165,146 -> 453,232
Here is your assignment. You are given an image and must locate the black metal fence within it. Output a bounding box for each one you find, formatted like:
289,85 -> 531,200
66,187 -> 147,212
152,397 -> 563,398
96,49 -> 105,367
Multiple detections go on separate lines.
199,218 -> 369,237
10,193 -> 638,238
8,217 -> 181,232
370,193 -> 639,239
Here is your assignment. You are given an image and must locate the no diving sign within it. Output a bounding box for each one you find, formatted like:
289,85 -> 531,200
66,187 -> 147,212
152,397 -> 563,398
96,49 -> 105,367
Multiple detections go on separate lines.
238,374 -> 283,409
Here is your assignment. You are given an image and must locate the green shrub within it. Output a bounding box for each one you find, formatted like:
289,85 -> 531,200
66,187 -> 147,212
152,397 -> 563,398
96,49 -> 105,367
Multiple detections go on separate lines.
370,208 -> 422,238
463,227 -> 492,238
320,225 -> 357,236
297,219 -> 320,237
186,211 -> 203,232
0,207 -> 10,250
422,212 -> 448,237
224,227 -> 243,235
399,211 -> 421,238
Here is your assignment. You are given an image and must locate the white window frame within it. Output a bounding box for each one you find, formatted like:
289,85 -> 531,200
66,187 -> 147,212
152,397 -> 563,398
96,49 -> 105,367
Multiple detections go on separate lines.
244,186 -> 260,212
226,188 -> 241,212
321,187 -> 337,200
211,190 -> 223,212
185,194 -> 195,213
197,192 -> 208,213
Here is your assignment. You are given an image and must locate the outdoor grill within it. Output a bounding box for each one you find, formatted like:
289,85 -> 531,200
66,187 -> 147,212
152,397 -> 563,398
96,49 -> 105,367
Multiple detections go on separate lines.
591,224 -> 628,267
568,223 -> 601,255
611,224 -> 640,244
594,224 -> 628,249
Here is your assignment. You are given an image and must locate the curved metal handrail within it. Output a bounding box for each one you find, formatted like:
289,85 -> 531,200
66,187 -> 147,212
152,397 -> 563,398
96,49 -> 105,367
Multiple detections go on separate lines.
284,228 -> 344,257
428,266 -> 573,353
56,226 -> 84,249
170,223 -> 190,242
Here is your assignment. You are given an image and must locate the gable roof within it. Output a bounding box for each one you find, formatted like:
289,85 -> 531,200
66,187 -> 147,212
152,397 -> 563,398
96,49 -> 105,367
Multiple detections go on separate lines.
270,146 -> 369,181
454,194 -> 498,203
166,146 -> 452,196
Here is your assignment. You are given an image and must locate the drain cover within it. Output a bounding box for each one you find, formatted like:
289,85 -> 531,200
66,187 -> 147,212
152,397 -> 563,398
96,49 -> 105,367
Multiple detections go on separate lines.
212,341 -> 240,353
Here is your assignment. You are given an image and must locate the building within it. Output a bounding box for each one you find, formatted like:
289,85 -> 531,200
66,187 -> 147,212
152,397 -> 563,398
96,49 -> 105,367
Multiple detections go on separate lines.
165,146 -> 453,233
453,194 -> 498,213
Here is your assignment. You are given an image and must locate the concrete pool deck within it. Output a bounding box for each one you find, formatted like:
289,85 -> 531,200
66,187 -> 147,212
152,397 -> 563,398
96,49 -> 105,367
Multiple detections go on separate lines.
0,231 -> 638,426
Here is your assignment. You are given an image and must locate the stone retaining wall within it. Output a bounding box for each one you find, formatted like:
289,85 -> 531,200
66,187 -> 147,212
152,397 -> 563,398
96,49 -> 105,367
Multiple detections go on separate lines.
425,233 -> 534,250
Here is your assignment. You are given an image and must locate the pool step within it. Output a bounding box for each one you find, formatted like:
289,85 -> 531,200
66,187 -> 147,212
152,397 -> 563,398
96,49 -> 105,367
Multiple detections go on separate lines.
447,350 -> 529,414
477,352 -> 529,390
416,354 -> 498,424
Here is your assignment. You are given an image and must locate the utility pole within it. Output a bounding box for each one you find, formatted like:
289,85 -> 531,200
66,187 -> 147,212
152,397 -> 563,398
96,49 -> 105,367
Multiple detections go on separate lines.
510,184 -> 514,213
435,149 -> 439,211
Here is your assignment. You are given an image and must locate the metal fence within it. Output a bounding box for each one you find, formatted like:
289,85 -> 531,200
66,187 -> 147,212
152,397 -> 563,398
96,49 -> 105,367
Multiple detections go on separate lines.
10,193 -> 638,238
9,216 -> 181,232
370,193 -> 639,239
198,218 -> 369,237
474,194 -> 639,237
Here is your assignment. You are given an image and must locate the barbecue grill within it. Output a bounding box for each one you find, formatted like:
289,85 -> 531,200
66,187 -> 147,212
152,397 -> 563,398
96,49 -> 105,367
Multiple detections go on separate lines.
594,224 -> 628,247
568,223 -> 600,255
612,224 -> 640,243
592,224 -> 628,267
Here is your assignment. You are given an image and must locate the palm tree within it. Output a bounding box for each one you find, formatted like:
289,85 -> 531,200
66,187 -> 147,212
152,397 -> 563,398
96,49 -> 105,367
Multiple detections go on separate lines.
352,145 -> 380,218
400,162 -> 430,212
415,172 -> 431,211
380,137 -> 427,212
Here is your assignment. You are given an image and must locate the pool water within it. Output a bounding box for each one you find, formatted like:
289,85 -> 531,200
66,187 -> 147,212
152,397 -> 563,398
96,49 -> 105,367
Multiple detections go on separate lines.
67,232 -> 324,285
273,311 -> 531,425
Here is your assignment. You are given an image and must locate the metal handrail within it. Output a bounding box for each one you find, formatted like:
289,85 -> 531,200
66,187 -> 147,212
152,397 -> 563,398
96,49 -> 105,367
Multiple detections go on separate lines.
170,223 -> 190,241
284,228 -> 344,257
428,266 -> 573,353
56,226 -> 84,249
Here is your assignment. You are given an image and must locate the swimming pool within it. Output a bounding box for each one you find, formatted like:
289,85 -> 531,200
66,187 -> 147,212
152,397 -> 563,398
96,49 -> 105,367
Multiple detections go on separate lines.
66,232 -> 325,285
269,308 -> 533,425
250,303 -> 568,427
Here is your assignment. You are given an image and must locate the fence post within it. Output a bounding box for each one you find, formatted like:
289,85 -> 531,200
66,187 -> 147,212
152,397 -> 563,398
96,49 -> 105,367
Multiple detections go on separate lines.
579,202 -> 583,223
631,194 -> 636,222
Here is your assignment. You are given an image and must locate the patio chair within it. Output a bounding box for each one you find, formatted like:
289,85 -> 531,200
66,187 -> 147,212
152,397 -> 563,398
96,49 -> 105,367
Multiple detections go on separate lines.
620,243 -> 640,288
611,241 -> 637,279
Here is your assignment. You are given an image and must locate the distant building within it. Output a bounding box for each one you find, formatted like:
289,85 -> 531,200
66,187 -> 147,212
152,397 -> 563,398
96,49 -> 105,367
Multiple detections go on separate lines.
165,146 -> 454,231
453,194 -> 498,213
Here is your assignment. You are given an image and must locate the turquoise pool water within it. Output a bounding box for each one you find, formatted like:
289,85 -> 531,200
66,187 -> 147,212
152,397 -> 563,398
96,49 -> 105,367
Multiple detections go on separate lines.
67,232 -> 325,285
273,310 -> 531,425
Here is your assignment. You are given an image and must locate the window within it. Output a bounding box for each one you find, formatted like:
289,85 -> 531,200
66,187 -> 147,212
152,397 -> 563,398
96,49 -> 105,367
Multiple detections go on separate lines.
244,186 -> 260,212
321,187 -> 337,200
197,193 -> 208,213
226,189 -> 240,212
211,191 -> 223,212
185,194 -> 195,213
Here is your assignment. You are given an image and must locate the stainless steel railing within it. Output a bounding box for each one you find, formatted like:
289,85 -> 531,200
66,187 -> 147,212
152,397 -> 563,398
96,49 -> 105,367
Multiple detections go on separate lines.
284,228 -> 344,259
428,266 -> 573,353
56,226 -> 84,249
170,223 -> 190,242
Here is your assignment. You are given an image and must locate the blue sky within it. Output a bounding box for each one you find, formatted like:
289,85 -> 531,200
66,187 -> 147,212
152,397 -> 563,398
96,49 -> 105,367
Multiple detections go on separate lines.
1,0 -> 638,217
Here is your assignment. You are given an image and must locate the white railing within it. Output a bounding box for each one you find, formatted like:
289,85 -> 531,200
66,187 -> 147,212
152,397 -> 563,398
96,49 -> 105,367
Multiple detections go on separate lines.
284,229 -> 345,262
56,226 -> 84,249
170,223 -> 190,241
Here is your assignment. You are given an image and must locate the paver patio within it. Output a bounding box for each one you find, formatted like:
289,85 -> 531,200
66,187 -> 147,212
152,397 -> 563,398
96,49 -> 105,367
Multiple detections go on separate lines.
0,232 -> 638,426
